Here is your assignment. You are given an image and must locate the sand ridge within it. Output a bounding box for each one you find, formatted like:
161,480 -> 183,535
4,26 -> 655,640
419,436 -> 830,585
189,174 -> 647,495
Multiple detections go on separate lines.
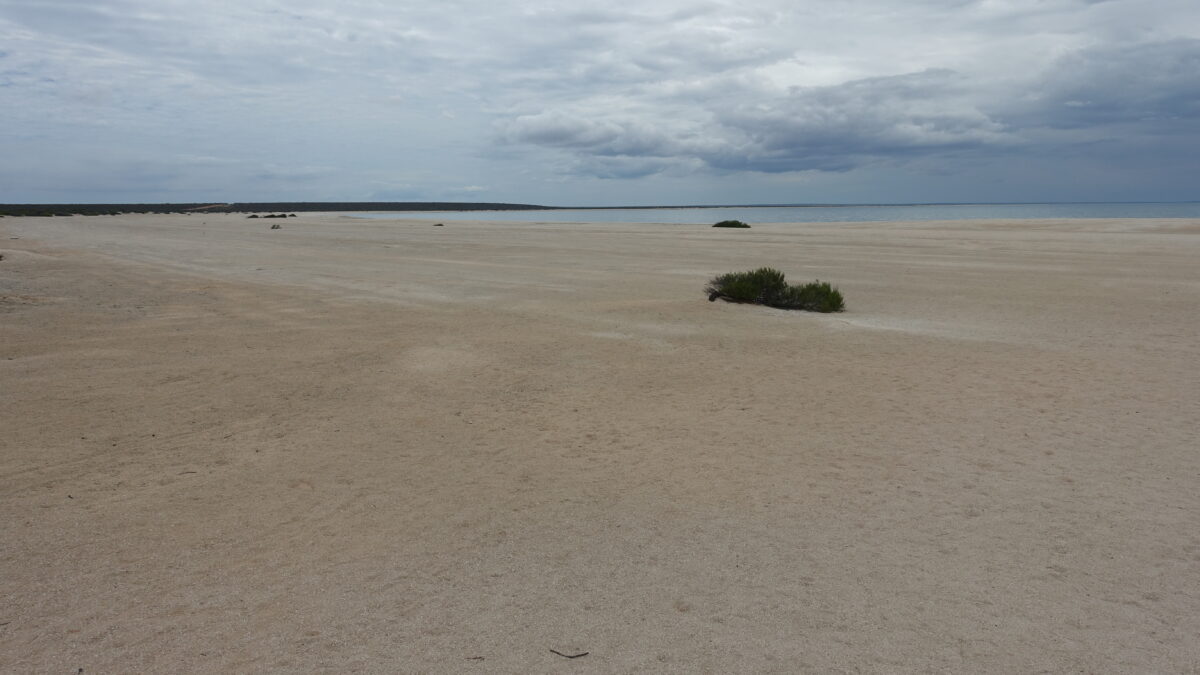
1,214 -> 1198,672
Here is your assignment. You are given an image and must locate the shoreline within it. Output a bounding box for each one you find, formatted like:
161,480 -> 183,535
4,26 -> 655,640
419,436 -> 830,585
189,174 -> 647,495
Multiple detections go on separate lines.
4,199 -> 1199,220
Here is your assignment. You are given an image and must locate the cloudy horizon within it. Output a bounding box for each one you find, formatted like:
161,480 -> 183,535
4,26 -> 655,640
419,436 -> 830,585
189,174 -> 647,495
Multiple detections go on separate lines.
1,0 -> 1198,206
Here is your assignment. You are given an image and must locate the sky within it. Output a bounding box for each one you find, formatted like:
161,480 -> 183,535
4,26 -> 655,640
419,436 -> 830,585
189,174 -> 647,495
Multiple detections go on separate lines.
1,0 -> 1198,206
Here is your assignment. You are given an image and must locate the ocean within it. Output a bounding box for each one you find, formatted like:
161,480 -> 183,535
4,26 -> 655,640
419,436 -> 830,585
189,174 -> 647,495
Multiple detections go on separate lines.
353,202 -> 1200,224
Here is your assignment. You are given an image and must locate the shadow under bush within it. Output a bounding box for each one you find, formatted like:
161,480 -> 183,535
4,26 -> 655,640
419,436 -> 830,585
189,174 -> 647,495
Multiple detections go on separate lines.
706,267 -> 845,312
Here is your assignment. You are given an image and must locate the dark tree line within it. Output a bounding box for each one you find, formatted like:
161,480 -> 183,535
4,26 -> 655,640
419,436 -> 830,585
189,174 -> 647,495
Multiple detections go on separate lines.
0,202 -> 551,217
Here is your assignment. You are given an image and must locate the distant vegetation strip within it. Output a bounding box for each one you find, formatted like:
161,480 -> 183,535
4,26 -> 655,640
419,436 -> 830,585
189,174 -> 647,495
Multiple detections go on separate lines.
0,202 -> 552,217
5,201 -> 1192,218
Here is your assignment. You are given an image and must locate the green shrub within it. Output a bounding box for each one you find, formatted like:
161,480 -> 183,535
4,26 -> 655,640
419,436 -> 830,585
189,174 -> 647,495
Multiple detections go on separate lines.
713,220 -> 750,228
706,267 -> 844,312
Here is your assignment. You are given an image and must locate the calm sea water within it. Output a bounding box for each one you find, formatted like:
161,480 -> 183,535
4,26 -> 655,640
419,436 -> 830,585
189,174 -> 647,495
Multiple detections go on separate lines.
354,202 -> 1200,224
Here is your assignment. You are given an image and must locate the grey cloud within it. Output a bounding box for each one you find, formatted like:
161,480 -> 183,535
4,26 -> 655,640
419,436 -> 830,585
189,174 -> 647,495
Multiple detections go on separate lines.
1007,39 -> 1200,130
566,156 -> 693,180
631,36 -> 789,76
499,30 -> 1200,181
503,69 -> 1009,175
483,2 -> 796,94
368,185 -> 428,200
1,0 -> 1198,203
706,70 -> 1008,172
504,113 -> 686,158
252,165 -> 337,183
0,1 -> 439,90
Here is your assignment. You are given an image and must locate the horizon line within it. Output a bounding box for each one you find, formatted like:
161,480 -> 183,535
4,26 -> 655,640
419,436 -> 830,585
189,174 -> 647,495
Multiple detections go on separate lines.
3,199 -> 1199,211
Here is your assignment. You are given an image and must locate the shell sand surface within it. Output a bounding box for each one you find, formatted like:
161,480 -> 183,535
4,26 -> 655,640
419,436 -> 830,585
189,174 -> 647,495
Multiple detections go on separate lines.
1,213 -> 1198,672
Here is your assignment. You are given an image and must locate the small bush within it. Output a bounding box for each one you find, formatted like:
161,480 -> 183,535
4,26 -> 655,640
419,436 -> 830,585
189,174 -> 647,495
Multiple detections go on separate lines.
713,220 -> 750,228
706,267 -> 844,312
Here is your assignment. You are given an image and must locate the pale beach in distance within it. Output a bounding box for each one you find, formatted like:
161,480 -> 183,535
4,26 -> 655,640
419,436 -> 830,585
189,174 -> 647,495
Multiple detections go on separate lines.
2,212 -> 1197,671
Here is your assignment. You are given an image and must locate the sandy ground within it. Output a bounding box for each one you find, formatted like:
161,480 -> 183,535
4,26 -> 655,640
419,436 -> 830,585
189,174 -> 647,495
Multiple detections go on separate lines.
1,213 -> 1198,673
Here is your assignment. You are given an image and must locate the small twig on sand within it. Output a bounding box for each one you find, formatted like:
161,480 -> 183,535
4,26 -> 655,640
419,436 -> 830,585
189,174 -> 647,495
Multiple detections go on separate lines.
549,649 -> 589,659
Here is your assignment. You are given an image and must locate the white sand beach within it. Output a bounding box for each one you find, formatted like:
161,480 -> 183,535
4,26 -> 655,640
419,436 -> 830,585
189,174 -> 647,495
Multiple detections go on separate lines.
2,213 -> 1198,672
